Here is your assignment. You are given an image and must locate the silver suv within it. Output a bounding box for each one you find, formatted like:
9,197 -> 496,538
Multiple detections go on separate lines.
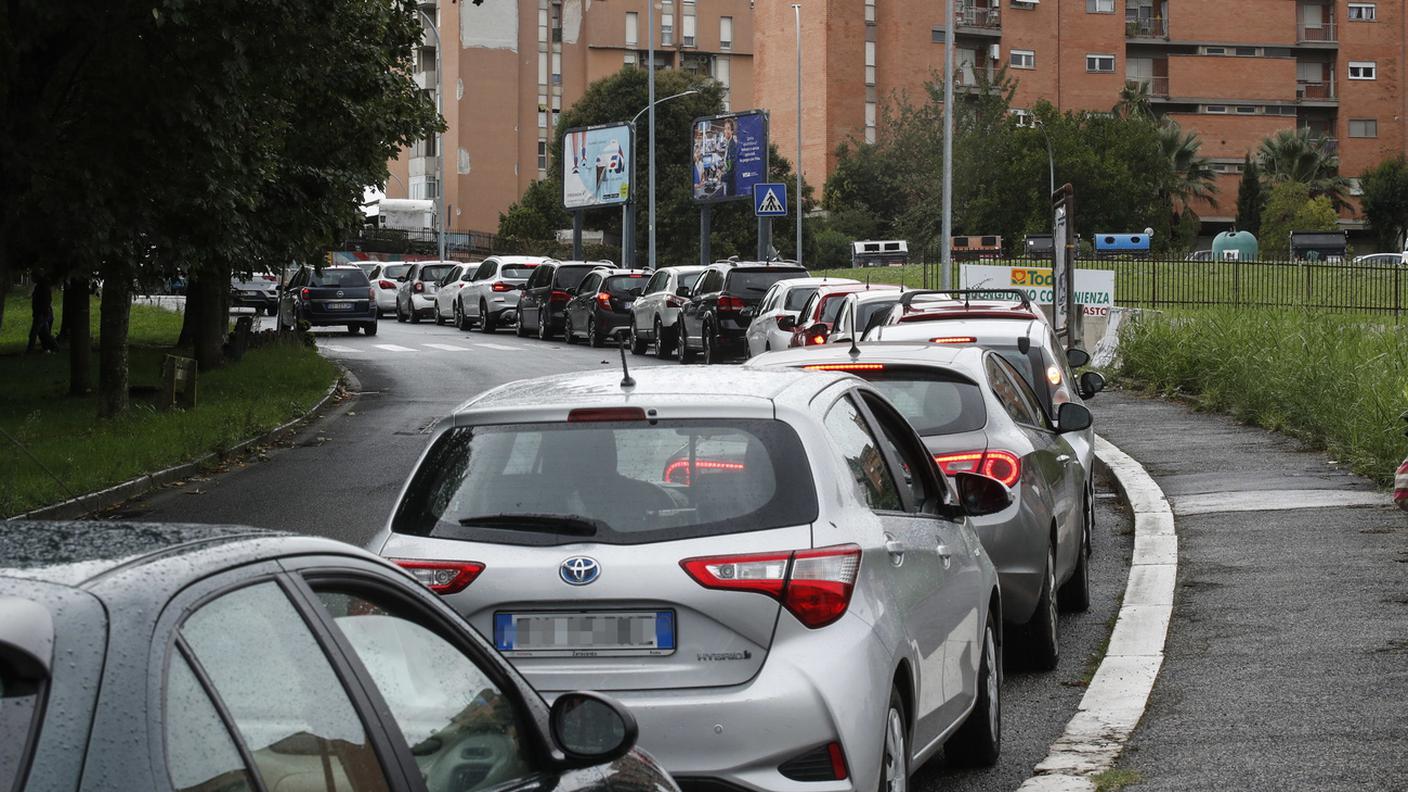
371,368 -> 1009,792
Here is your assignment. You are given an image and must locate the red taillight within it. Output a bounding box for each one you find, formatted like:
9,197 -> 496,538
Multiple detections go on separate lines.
491,281 -> 512,292
666,296 -> 684,308
299,287 -> 310,301
718,294 -> 745,312
681,544 -> 861,629
378,279 -> 396,289
567,407 -> 647,422
662,458 -> 746,485
413,281 -> 424,293
808,332 -> 828,345
827,742 -> 850,781
802,363 -> 886,372
934,449 -> 1021,488
929,336 -> 977,344
596,292 -> 612,308
550,289 -> 571,303
393,559 -> 485,594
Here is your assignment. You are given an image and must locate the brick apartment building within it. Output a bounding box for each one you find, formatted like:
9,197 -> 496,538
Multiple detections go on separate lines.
756,0 -> 1406,226
385,0 -> 754,235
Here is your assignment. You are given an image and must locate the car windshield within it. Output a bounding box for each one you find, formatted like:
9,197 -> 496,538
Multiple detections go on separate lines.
819,294 -> 849,323
0,660 -> 42,792
502,265 -> 536,279
418,264 -> 454,282
859,368 -> 987,436
308,269 -> 370,287
553,266 -> 597,291
784,286 -> 818,311
604,274 -> 648,296
382,264 -> 412,279
856,299 -> 900,334
679,271 -> 705,290
728,269 -> 807,297
391,419 -> 819,545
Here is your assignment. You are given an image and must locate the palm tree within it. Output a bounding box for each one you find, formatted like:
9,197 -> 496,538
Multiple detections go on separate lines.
1256,127 -> 1351,209
1158,122 -> 1219,210
1114,80 -> 1154,120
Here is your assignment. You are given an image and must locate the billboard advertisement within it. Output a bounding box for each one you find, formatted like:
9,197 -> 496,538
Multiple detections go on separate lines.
563,124 -> 632,209
960,264 -> 1116,318
692,110 -> 768,203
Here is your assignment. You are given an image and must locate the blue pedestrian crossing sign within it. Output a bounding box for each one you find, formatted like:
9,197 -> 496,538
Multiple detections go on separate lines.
753,183 -> 788,217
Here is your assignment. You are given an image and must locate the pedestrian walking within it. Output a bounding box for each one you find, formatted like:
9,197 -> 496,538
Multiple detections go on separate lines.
27,275 -> 58,354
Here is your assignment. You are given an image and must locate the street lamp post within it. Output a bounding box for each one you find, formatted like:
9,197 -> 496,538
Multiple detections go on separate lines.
626,89 -> 699,269
418,7 -> 446,263
793,4 -> 803,267
941,0 -> 955,289
1034,118 -> 1055,197
648,2 -> 657,269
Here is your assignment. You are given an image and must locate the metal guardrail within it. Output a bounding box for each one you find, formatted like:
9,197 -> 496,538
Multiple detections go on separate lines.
1083,257 -> 1404,317
1297,21 -> 1337,42
1125,17 -> 1168,38
957,3 -> 1000,29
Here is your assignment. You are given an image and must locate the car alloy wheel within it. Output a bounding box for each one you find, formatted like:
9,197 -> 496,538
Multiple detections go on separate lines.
538,306 -> 551,340
480,301 -> 496,333
944,618 -> 1001,766
588,317 -> 601,348
655,317 -> 672,359
564,316 -> 577,344
455,300 -> 468,331
677,325 -> 695,363
882,691 -> 907,792
701,323 -> 716,365
630,319 -> 649,356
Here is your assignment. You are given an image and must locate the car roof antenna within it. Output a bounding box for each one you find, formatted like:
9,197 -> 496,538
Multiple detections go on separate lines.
617,334 -> 636,389
848,333 -> 862,359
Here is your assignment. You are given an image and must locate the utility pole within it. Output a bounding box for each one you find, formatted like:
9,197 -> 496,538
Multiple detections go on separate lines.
941,0 -> 955,289
793,4 -> 803,267
648,1 -> 657,268
418,7 -> 446,263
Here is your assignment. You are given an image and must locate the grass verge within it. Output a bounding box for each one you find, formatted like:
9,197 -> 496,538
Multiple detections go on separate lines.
1,293 -> 338,517
1118,307 -> 1408,487
1093,768 -> 1142,792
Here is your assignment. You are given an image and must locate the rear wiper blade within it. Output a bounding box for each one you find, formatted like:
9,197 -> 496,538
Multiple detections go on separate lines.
457,513 -> 600,536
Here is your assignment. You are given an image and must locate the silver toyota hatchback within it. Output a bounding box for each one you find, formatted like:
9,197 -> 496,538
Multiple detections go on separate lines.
371,368 -> 1009,792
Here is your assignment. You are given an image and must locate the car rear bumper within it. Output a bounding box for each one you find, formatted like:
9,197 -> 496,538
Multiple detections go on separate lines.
374,290 -> 397,311
486,292 -> 520,316
542,612 -> 890,792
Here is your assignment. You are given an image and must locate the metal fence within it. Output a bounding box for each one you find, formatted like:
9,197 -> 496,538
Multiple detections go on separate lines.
1080,257 -> 1406,317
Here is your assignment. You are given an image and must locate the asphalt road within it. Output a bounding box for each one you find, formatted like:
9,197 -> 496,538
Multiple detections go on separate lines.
110,316 -> 1133,792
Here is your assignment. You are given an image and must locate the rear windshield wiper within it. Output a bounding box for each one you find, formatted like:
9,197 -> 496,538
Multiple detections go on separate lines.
456,513 -> 600,536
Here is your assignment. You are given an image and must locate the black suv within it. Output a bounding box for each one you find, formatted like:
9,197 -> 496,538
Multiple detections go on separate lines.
677,262 -> 808,364
277,265 -> 378,335
563,268 -> 649,347
519,260 -> 611,340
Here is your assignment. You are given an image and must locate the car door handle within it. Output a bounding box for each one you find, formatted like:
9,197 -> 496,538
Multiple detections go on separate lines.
1056,454 -> 1072,463
935,543 -> 953,569
884,539 -> 907,555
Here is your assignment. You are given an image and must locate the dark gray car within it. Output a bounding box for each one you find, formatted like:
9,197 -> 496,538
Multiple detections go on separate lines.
1,521 -> 677,792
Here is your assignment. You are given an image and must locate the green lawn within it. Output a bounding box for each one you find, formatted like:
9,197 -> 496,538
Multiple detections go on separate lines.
0,292 -> 338,516
808,258 -> 1408,317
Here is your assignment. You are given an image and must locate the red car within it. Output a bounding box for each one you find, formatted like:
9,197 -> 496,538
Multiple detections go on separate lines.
788,283 -> 901,347
1395,458 -> 1408,512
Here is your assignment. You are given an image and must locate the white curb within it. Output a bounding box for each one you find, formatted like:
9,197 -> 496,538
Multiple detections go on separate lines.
1016,434 -> 1176,791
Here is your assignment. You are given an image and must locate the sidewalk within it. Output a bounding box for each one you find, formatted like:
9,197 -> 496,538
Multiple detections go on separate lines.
1095,390 -> 1408,791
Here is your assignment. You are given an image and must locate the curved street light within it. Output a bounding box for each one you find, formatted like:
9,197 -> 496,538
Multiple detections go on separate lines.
623,89 -> 700,268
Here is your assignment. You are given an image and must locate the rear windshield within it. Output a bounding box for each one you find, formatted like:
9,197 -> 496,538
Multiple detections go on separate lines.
392,419 -> 818,545
0,660 -> 43,791
382,264 -> 412,279
857,299 -> 900,334
418,264 -> 454,282
502,265 -> 536,280
859,368 -> 987,436
784,286 -> 818,311
727,269 -> 807,299
819,294 -> 849,324
604,274 -> 648,296
552,266 -> 597,291
309,269 -> 369,287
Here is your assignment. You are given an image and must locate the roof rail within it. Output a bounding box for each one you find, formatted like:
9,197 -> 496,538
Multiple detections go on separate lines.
898,289 -> 1032,312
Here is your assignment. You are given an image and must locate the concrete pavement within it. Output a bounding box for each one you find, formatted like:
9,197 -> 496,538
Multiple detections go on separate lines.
1095,389 -> 1408,791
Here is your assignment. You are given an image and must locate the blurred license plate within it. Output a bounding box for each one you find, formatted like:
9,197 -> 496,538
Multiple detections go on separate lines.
325,301 -> 353,311
494,611 -> 675,657
622,300 -> 635,309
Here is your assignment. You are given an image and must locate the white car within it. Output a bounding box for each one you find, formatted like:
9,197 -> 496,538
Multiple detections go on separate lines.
432,263 -> 477,325
455,255 -> 550,332
745,277 -> 857,358
1351,253 -> 1403,267
828,289 -> 907,345
395,260 -> 458,323
362,262 -> 412,316
627,265 -> 707,358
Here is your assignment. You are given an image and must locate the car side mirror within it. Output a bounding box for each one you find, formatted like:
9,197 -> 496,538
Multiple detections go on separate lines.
1078,371 -> 1106,399
805,322 -> 829,344
777,315 -> 797,331
676,286 -> 692,298
517,283 -> 527,291
549,691 -> 638,767
1056,402 -> 1094,433
1066,347 -> 1090,368
953,472 -> 1014,517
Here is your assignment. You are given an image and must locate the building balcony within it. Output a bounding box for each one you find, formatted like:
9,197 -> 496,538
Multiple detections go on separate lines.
1125,77 -> 1170,98
1297,20 -> 1336,43
1126,17 -> 1169,39
956,3 -> 1000,32
1296,80 -> 1336,101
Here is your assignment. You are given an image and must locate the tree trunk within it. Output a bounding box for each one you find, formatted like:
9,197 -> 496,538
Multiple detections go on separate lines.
192,263 -> 229,371
67,277 -> 91,395
97,261 -> 131,419
177,273 -> 200,347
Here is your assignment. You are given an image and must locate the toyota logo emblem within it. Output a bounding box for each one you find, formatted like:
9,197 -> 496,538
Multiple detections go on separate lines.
560,556 -> 601,586
335,290 -> 344,297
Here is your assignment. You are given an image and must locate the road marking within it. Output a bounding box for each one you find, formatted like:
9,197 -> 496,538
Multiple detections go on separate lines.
422,343 -> 471,352
374,344 -> 417,353
1171,489 -> 1387,515
478,343 -> 518,351
1019,434 -> 1177,791
318,344 -> 359,354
